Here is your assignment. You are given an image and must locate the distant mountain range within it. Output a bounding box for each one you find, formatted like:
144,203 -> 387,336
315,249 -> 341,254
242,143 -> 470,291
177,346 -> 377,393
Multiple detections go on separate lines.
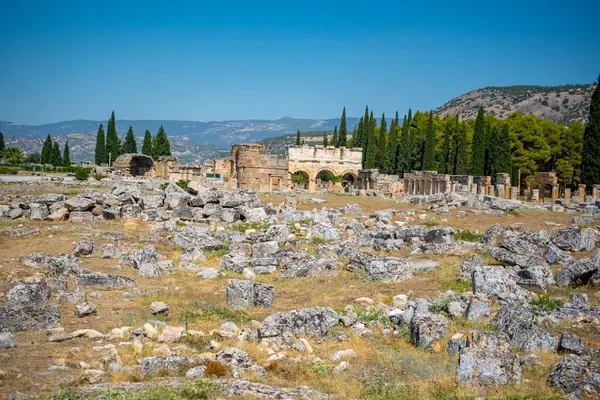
434,84 -> 595,123
1,83 -> 595,163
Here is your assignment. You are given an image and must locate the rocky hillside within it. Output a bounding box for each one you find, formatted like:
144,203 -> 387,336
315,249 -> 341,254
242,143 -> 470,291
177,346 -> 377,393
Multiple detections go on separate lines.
4,133 -> 228,164
434,84 -> 596,123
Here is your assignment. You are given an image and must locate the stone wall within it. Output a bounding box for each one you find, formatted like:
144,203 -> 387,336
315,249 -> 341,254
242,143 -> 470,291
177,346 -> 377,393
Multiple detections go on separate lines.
232,144 -> 289,191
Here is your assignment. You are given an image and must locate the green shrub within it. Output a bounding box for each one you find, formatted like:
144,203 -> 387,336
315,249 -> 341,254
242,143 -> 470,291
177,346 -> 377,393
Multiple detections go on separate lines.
454,230 -> 483,242
311,360 -> 333,376
99,380 -> 219,399
505,209 -> 521,217
422,221 -> 438,228
311,236 -> 330,245
531,294 -> 564,312
74,167 -> 91,181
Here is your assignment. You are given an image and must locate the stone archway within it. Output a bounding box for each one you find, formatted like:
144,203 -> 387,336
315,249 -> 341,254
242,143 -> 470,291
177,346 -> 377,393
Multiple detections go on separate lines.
290,170 -> 311,190
342,171 -> 357,191
315,169 -> 338,189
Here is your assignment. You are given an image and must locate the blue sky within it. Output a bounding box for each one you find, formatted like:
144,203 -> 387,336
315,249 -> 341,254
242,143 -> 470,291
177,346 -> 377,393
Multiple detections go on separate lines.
1,0 -> 599,125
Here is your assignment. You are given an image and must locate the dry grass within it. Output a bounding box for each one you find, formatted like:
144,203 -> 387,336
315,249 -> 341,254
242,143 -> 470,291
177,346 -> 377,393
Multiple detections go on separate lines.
0,186 -> 596,398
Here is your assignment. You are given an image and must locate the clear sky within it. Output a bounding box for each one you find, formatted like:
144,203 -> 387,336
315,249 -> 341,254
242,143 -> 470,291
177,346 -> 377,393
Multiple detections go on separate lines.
1,0 -> 599,125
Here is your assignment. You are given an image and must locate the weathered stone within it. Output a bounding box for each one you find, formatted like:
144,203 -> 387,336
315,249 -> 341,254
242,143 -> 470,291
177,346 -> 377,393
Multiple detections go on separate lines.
516,265 -> 555,288
226,279 -> 275,308
472,266 -> 532,303
5,278 -> 51,307
217,347 -> 266,377
364,257 -> 412,283
140,356 -> 205,378
22,252 -> 50,269
548,354 -> 600,399
447,333 -> 467,356
121,204 -> 141,220
552,227 -> 599,252
140,195 -> 164,210
491,304 -> 557,352
558,332 -> 585,355
73,238 -> 94,256
556,257 -> 599,287
425,228 -> 454,244
69,211 -> 94,223
47,207 -> 69,221
29,203 -> 49,220
278,257 -> 342,278
102,207 -> 121,220
35,193 -> 67,205
47,254 -> 81,277
139,260 -> 176,278
64,196 -> 96,212
258,307 -> 339,343
307,225 -> 341,242
456,331 -> 521,386
150,301 -> 169,315
545,244 -> 574,265
0,304 -> 61,332
240,207 -> 268,223
465,299 -> 490,321
252,241 -> 279,258
74,301 -> 97,317
173,226 -> 223,251
410,314 -> 448,348
77,274 -> 136,290
0,332 -> 16,348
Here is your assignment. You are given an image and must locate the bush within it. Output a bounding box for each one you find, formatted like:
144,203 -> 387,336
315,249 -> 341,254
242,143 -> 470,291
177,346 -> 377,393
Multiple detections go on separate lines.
454,230 -> 483,242
99,380 -> 219,399
531,294 -> 564,312
74,167 -> 91,181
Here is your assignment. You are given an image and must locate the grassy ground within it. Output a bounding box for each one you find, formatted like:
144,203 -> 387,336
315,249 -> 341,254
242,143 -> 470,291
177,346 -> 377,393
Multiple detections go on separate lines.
0,189 -> 597,399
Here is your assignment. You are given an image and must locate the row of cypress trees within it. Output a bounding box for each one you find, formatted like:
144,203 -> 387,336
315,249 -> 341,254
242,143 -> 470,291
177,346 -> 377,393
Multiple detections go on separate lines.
40,135 -> 70,166
94,111 -> 171,165
320,105 -> 514,179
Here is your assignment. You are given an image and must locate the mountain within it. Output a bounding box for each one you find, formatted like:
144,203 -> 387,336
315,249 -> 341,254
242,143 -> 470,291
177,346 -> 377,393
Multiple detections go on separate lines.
434,84 -> 596,124
0,117 -> 359,147
3,133 -> 228,164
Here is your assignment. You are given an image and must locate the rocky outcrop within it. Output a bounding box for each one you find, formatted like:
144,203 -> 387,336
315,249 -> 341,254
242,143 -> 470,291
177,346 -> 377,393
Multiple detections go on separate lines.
258,307 -> 339,343
226,280 -> 274,308
548,354 -> 600,399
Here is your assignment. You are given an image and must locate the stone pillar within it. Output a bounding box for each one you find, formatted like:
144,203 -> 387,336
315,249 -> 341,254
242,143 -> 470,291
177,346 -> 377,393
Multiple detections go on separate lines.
510,186 -> 518,200
551,184 -> 559,204
594,185 -> 600,200
578,184 -> 586,203
564,188 -> 571,202
532,189 -> 540,203
496,184 -> 504,198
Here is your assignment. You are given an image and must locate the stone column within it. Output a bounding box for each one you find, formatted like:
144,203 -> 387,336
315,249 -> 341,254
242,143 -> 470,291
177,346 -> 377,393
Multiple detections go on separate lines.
510,186 -> 518,200
496,184 -> 504,198
594,185 -> 600,200
564,188 -> 571,202
578,184 -> 586,203
551,184 -> 559,204
532,189 -> 540,203
470,183 -> 477,194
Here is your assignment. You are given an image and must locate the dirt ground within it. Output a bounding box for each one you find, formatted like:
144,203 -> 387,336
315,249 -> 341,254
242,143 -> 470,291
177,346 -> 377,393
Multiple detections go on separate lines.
0,188 -> 598,399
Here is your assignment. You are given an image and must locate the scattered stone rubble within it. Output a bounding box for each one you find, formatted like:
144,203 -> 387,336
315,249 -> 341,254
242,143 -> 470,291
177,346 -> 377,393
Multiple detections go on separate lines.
2,180 -> 600,398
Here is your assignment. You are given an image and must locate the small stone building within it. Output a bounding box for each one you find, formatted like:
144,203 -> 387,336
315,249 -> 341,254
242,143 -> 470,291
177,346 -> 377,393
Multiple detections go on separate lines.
231,144 -> 289,191
112,154 -> 154,177
356,169 -> 403,195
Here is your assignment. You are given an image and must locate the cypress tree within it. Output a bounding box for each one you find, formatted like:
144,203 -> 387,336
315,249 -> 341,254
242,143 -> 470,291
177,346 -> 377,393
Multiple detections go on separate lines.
142,130 -> 153,156
332,126 -> 338,147
296,129 -> 301,145
0,132 -> 5,153
63,141 -> 71,167
496,124 -> 512,174
422,112 -> 436,171
582,74 -> 600,186
105,111 -> 121,164
361,106 -> 370,166
95,124 -> 107,165
122,126 -> 137,154
455,121 -> 469,175
377,113 -> 387,171
354,117 -> 362,149
451,115 -> 461,174
51,142 -> 62,167
387,115 -> 398,174
350,125 -> 356,147
152,125 -> 171,159
470,107 -> 486,176
323,132 -> 329,146
397,115 -> 410,175
364,111 -> 378,169
338,107 -> 348,148
41,134 -> 53,164
440,119 -> 453,174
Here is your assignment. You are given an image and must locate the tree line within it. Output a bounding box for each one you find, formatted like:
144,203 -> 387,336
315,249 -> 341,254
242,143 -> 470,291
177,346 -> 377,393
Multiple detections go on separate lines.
312,94 -> 597,188
95,111 -> 172,165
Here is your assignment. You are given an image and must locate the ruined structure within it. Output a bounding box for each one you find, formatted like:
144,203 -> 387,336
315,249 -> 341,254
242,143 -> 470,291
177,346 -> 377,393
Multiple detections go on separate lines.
112,154 -> 154,177
356,169 -> 403,195
154,157 -> 203,182
231,144 -> 289,191
288,145 -> 362,191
